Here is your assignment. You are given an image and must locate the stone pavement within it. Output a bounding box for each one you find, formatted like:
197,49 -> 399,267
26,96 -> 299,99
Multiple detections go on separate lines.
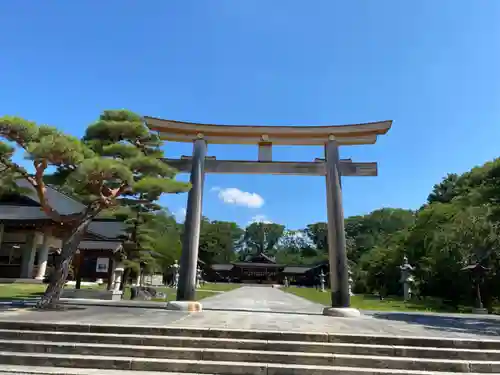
201,286 -> 324,313
0,285 -> 500,340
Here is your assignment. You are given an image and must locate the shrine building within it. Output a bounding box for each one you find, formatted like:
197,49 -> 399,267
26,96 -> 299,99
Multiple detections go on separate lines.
0,180 -> 124,287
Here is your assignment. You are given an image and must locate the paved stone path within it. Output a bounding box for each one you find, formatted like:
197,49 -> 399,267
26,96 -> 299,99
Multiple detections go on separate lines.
1,286 -> 500,339
201,286 -> 324,313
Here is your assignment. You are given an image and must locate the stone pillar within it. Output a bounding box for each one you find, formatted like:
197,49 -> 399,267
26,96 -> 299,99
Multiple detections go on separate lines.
177,138 -> 207,301
111,263 -> 124,301
20,232 -> 37,279
325,139 -> 350,308
113,264 -> 123,291
0,224 -> 4,249
108,259 -> 116,290
35,231 -> 50,280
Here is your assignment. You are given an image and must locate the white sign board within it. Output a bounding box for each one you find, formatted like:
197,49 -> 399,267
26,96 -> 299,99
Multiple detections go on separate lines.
96,257 -> 109,273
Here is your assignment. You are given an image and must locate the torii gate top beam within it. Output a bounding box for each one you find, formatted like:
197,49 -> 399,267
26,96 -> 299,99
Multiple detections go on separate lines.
144,116 -> 392,146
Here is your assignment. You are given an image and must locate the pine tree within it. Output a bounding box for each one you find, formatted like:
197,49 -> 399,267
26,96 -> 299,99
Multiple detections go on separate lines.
0,110 -> 189,308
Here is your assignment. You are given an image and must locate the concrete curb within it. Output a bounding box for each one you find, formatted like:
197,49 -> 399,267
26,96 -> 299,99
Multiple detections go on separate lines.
0,299 -> 170,309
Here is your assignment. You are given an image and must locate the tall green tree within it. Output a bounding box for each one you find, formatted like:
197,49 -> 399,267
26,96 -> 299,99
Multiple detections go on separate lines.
82,112 -> 189,286
427,173 -> 460,204
241,222 -> 285,256
345,208 -> 415,263
305,222 -> 328,252
198,219 -> 243,264
145,210 -> 183,278
0,111 -> 188,308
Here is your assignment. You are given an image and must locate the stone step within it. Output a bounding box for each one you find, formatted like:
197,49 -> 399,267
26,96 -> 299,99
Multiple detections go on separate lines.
0,332 -> 499,361
0,345 -> 498,373
0,321 -> 499,349
0,365 -> 213,374
0,352 -> 494,375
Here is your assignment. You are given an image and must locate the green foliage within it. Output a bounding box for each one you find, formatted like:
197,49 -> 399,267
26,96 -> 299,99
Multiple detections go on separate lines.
348,158 -> 500,310
241,222 -> 285,257
27,126 -> 93,166
0,166 -> 30,197
427,173 -> 460,204
0,116 -> 38,144
305,222 -> 328,252
274,230 -> 322,265
0,110 -> 190,305
198,218 -> 243,264
81,110 -> 190,276
150,211 -> 183,270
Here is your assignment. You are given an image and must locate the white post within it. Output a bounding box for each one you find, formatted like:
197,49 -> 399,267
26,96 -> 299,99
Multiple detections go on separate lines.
114,268 -> 123,292
0,224 -> 4,249
20,232 -> 37,278
108,259 -> 116,291
112,263 -> 124,300
35,231 -> 50,280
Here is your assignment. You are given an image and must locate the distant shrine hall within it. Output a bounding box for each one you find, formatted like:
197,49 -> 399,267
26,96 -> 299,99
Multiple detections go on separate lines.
204,252 -> 328,286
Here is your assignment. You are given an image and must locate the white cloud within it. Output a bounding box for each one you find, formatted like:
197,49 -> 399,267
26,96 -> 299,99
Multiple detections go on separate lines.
214,187 -> 264,208
249,214 -> 272,224
175,208 -> 187,222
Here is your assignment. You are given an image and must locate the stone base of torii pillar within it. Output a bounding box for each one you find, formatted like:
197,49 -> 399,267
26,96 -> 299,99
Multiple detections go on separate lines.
323,307 -> 361,318
166,300 -> 203,312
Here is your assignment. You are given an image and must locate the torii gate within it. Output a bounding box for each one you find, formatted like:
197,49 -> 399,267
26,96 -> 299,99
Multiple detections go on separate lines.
145,116 -> 391,316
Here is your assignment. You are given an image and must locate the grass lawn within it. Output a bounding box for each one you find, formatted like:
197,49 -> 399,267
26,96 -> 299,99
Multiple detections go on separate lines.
0,283 -> 102,301
0,283 -> 46,300
283,287 -> 467,313
0,283 -> 223,302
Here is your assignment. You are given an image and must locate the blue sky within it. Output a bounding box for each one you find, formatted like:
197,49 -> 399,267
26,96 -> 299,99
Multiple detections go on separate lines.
1,1 -> 500,229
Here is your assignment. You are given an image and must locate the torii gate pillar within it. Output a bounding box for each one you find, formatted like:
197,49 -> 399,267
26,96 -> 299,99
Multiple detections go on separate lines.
176,138 -> 207,302
325,138 -> 350,310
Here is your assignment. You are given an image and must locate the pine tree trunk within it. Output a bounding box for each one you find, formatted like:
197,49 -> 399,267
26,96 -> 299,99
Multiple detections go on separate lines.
36,216 -> 94,309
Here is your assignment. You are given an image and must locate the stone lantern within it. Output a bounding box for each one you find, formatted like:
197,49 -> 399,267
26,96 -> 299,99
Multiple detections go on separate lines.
171,260 -> 180,288
462,263 -> 489,314
399,255 -> 414,301
348,267 -> 354,296
319,270 -> 326,292
196,266 -> 203,289
283,276 -> 289,288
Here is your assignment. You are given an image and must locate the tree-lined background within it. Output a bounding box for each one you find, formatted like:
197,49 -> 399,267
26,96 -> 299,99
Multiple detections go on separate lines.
1,110 -> 499,310
102,157 -> 500,311
153,160 -> 500,311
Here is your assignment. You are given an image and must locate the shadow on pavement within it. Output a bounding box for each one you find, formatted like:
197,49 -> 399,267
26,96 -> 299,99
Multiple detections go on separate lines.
373,312 -> 500,337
